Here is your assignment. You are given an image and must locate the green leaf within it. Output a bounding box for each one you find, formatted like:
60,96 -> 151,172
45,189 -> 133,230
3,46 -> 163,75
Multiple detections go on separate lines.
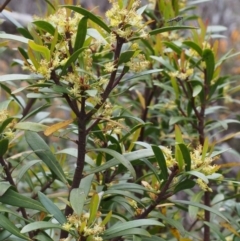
101,211 -> 112,226
61,46 -> 87,76
151,145 -> 168,180
0,117 -> 14,133
163,41 -> 182,55
88,193 -> 100,225
34,233 -> 54,241
21,103 -> 51,122
186,170 -> 209,183
74,17 -> 88,52
50,26 -> 60,55
104,228 -> 151,239
69,188 -> 85,216
0,33 -> 29,44
21,221 -> 62,233
0,188 -> 46,212
175,145 -> 184,171
103,190 -> 142,206
189,191 -> 204,219
28,40 -> 51,61
87,28 -> 107,44
202,49 -> 215,84
38,192 -> 67,225
25,131 -> 67,184
0,204 -> 29,222
151,211 -> 184,233
15,122 -> 48,132
201,137 -> 209,161
33,21 -> 58,37
118,50 -> 135,65
175,125 -> 183,143
174,179 -> 195,193
16,160 -> 41,182
150,26 -> 198,36
95,148 -> 136,179
0,182 -> 11,196
79,174 -> 94,198
0,74 -> 41,82
87,148 -> 155,175
173,200 -> 229,222
123,69 -> 163,81
17,28 -> 33,39
0,229 -> 11,240
104,219 -> 164,236
140,158 -> 162,183
178,143 -> 191,171
109,183 -> 152,193
169,116 -> 192,126
0,214 -> 29,240
62,5 -> 111,33
0,138 -> 9,156
192,85 -> 202,97
183,41 -> 203,56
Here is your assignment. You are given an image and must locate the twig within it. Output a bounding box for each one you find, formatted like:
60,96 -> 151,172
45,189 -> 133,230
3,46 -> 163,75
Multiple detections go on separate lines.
0,0 -> 11,12
135,165 -> 179,219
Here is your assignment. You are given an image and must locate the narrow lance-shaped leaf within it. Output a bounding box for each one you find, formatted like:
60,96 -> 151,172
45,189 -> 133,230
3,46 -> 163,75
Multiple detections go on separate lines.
175,125 -> 184,171
201,137 -> 209,161
0,188 -> 46,212
0,214 -> 29,240
33,20 -> 58,38
118,50 -> 135,65
174,179 -> 195,193
28,40 -> 51,61
21,221 -> 62,234
88,193 -> 100,225
0,139 -> 9,156
151,145 -> 168,181
62,5 -> 111,33
174,200 -> 229,222
150,26 -> 198,36
202,49 -> 215,85
93,148 -> 136,180
101,211 -> 112,226
44,119 -> 74,136
74,17 -> 88,52
50,26 -> 60,55
28,45 -> 40,68
0,33 -> 29,44
61,46 -> 87,76
38,192 -> 67,224
25,131 -> 67,184
70,188 -> 85,216
178,143 -> 191,171
183,41 -> 203,56
104,219 -> 164,236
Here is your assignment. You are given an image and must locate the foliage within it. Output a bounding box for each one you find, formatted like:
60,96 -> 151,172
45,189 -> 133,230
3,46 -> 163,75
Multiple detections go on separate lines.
0,0 -> 240,241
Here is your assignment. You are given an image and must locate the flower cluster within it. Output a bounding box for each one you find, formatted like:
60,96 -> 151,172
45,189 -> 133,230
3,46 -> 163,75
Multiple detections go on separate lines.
148,145 -> 220,192
190,145 -> 220,176
168,66 -> 194,81
126,54 -> 150,72
62,212 -> 104,241
106,0 -> 148,39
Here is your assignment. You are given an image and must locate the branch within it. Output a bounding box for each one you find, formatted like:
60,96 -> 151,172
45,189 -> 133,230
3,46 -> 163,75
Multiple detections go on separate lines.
135,165 -> 179,219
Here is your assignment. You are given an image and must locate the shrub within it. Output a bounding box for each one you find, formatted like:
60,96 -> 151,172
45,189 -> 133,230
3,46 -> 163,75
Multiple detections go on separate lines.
0,0 -> 240,241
